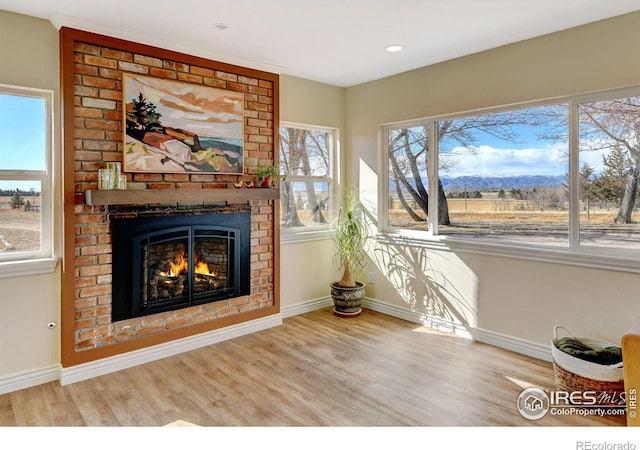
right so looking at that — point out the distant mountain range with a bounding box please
[440,175,565,190]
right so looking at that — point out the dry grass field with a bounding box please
[283,196,640,249]
[0,196,41,251]
[389,204,640,249]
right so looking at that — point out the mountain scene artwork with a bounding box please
[123,74,244,174]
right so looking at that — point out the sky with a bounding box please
[437,116,610,178]
[444,142,608,178]
[0,92,46,192]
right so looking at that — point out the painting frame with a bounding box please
[122,73,245,174]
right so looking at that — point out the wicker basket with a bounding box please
[551,325,625,405]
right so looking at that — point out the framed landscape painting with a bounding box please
[123,74,244,174]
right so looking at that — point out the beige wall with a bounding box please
[345,11,640,345]
[279,75,346,312]
[0,11,61,378]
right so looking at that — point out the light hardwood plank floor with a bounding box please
[0,308,627,427]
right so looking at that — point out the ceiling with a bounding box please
[2,0,640,87]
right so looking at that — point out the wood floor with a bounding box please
[0,308,627,427]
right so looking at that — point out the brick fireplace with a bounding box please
[60,28,280,367]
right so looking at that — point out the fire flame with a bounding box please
[159,251,216,277]
[160,251,187,277]
[195,260,213,275]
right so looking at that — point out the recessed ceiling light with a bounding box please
[385,44,404,53]
[213,23,229,30]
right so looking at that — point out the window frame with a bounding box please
[279,121,338,243]
[379,86,640,273]
[0,83,57,278]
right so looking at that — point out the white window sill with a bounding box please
[0,257,59,280]
[375,232,640,274]
[280,228,332,244]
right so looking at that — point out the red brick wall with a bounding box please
[67,33,278,353]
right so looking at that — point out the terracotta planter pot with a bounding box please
[260,175,272,187]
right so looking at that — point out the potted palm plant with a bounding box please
[330,187,370,317]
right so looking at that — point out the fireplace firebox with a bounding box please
[111,212,251,322]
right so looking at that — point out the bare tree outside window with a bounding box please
[578,97,640,224]
[279,125,334,230]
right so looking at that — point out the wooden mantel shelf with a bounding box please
[84,188,279,206]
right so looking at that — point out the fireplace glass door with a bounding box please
[111,213,250,322]
[134,225,239,317]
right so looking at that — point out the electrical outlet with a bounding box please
[368,272,375,284]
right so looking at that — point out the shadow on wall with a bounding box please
[371,239,479,334]
[356,156,478,334]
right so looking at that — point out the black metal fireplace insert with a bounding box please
[111,212,251,322]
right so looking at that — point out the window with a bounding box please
[388,125,430,230]
[577,95,640,250]
[0,84,54,272]
[437,105,570,247]
[382,87,640,268]
[279,123,336,238]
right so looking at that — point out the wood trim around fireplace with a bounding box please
[60,27,281,368]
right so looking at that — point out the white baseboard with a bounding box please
[281,296,332,318]
[0,365,60,395]
[471,327,552,362]
[364,296,551,361]
[363,297,473,339]
[1,298,553,394]
[363,297,423,323]
[59,313,282,386]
